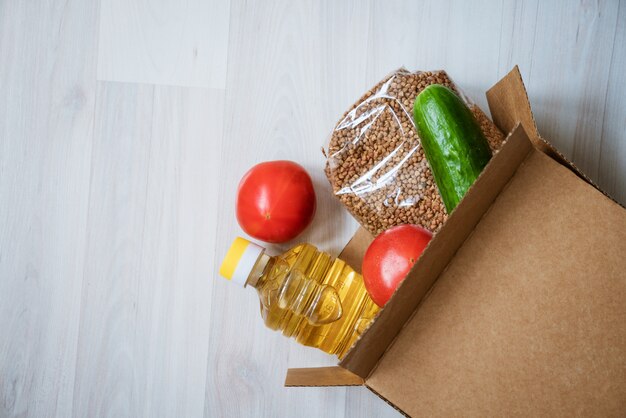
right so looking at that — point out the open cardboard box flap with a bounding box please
[285,67,626,416]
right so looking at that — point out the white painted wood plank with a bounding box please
[366,0,505,112]
[0,1,99,417]
[520,0,620,181]
[496,0,540,78]
[136,86,221,418]
[97,0,230,88]
[366,0,623,203]
[1,1,625,417]
[598,1,626,204]
[206,1,400,417]
[207,0,626,416]
[498,0,625,201]
[72,82,155,418]
[72,82,222,417]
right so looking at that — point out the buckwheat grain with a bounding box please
[325,69,506,236]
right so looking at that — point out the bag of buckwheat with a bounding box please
[324,68,506,236]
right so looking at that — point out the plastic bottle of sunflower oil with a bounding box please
[219,237,380,358]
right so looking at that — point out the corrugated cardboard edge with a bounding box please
[364,147,626,417]
[338,125,533,378]
[284,367,363,387]
[486,66,623,208]
[360,144,535,416]
[283,230,374,388]
[283,65,623,389]
[283,125,533,386]
[365,384,410,418]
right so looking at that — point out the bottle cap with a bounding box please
[219,237,264,286]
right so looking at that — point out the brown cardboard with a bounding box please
[487,66,620,207]
[284,367,363,387]
[337,227,373,274]
[339,126,534,378]
[366,147,626,416]
[285,67,626,416]
[486,66,541,144]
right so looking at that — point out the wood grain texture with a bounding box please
[205,1,388,416]
[366,0,504,111]
[598,0,626,204]
[523,0,619,184]
[0,1,100,416]
[0,0,625,417]
[72,82,155,418]
[97,0,230,88]
[72,83,223,418]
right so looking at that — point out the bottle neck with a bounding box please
[246,253,271,288]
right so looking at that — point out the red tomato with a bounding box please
[362,225,433,307]
[236,161,316,243]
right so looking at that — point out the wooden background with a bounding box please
[1,0,624,417]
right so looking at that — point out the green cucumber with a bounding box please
[413,84,492,212]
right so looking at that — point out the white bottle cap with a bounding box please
[219,237,265,287]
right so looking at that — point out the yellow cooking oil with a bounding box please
[219,237,380,358]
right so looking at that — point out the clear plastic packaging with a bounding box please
[324,69,505,236]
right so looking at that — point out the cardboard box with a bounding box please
[284,67,626,417]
